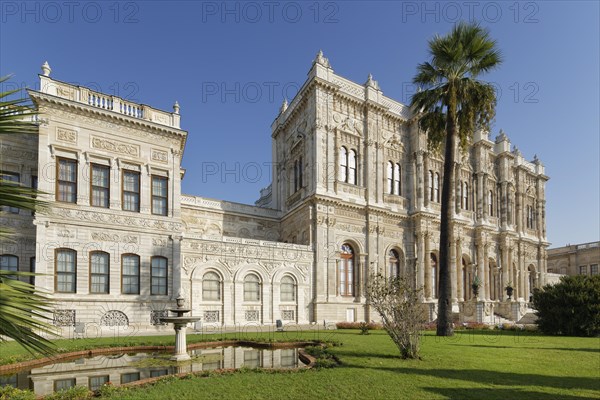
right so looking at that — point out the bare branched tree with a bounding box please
[367,274,425,359]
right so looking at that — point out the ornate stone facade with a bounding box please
[0,56,549,333]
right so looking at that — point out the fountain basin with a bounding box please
[159,317,200,325]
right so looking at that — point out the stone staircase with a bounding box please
[517,312,538,325]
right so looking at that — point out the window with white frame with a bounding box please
[202,272,221,301]
[57,158,77,203]
[122,170,140,212]
[280,275,296,302]
[90,164,110,208]
[89,251,109,294]
[55,249,76,293]
[389,249,400,277]
[122,254,140,294]
[339,146,357,185]
[151,175,168,216]
[433,172,440,202]
[244,273,261,301]
[387,162,401,195]
[151,256,168,295]
[339,244,355,296]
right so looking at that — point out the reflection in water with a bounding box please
[0,346,305,396]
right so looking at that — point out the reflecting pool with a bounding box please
[0,346,306,396]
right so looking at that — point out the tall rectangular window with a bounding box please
[30,257,36,285]
[579,265,587,275]
[151,256,168,295]
[57,158,77,203]
[122,170,140,212]
[1,172,20,213]
[151,176,168,216]
[90,252,109,294]
[91,164,110,208]
[591,264,598,276]
[56,249,76,293]
[122,255,140,294]
[31,175,38,216]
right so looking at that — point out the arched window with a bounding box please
[434,173,440,202]
[428,170,434,201]
[0,254,18,272]
[340,147,357,185]
[90,251,109,294]
[387,161,393,194]
[488,190,494,216]
[121,254,140,294]
[202,272,221,301]
[394,163,401,195]
[56,249,76,293]
[462,257,469,300]
[462,182,469,210]
[281,275,296,302]
[244,273,261,301]
[348,149,357,185]
[339,147,347,182]
[389,249,400,277]
[151,256,168,295]
[431,253,438,298]
[339,244,355,296]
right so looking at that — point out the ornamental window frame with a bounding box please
[151,175,168,216]
[90,163,110,208]
[89,251,109,294]
[244,273,261,302]
[56,157,77,203]
[55,248,77,293]
[121,254,140,294]
[338,243,355,296]
[202,271,221,301]
[122,169,140,212]
[150,256,168,295]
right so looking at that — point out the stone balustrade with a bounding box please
[39,74,180,129]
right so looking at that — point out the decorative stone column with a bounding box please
[424,234,431,300]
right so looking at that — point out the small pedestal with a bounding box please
[172,324,191,362]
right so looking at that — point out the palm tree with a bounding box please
[0,75,56,354]
[411,22,502,336]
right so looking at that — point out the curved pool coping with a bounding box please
[0,340,319,374]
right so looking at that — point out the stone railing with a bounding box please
[39,75,180,129]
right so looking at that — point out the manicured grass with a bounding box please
[2,329,599,399]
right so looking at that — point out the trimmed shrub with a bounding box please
[532,275,600,337]
[335,322,383,330]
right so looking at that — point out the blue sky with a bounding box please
[2,1,598,247]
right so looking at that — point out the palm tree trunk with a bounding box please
[437,95,457,337]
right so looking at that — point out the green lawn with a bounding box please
[2,329,599,399]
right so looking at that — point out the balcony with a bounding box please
[39,75,180,129]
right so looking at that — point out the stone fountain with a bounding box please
[160,294,200,361]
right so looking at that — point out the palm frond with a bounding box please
[0,271,57,355]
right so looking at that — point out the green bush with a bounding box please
[532,275,600,337]
[0,386,36,400]
[44,386,92,400]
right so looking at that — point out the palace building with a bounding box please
[1,54,549,334]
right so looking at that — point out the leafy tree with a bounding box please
[532,275,600,337]
[411,22,502,336]
[0,75,56,354]
[367,274,424,359]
